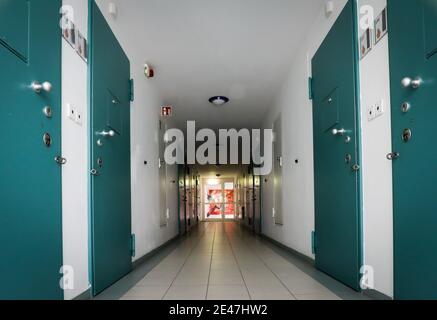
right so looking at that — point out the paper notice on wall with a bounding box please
[374,8,388,44]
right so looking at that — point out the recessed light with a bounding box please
[209,96,230,106]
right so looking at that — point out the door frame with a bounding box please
[312,0,364,290]
[201,177,237,221]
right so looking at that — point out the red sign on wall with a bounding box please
[161,106,173,117]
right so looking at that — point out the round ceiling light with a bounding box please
[209,96,230,106]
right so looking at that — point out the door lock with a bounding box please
[351,164,360,172]
[54,156,67,165]
[402,129,412,143]
[43,106,52,118]
[401,102,411,113]
[43,133,52,147]
[387,152,400,161]
[97,158,104,168]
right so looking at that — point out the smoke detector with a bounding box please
[209,96,230,106]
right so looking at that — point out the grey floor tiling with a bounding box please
[93,221,371,301]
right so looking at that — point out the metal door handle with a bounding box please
[401,77,422,89]
[332,128,346,136]
[31,81,52,93]
[97,130,115,137]
[90,169,100,176]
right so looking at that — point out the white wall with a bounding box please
[261,0,349,259]
[261,0,394,298]
[62,0,90,300]
[95,0,179,261]
[358,0,393,298]
[61,0,179,300]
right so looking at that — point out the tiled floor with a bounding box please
[105,222,371,301]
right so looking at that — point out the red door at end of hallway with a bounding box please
[90,1,132,296]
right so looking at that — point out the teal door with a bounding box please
[0,0,63,300]
[388,0,437,300]
[90,1,132,296]
[312,0,361,291]
[179,165,187,235]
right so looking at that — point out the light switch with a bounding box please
[75,109,83,126]
[368,100,385,121]
[66,103,76,120]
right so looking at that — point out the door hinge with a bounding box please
[129,79,134,102]
[130,234,136,258]
[308,77,314,100]
[311,231,317,255]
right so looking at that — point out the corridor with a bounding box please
[2,0,436,302]
[97,222,369,300]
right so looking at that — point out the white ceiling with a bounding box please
[115,0,324,130]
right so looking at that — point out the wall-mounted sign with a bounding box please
[76,31,88,62]
[62,17,76,48]
[360,28,372,60]
[62,14,88,64]
[374,7,388,44]
[161,106,173,118]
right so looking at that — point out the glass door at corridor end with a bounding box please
[204,178,236,221]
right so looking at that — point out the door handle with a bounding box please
[401,77,422,89]
[332,128,346,136]
[90,169,100,176]
[96,130,116,138]
[31,81,52,93]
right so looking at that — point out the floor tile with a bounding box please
[164,285,208,300]
[294,292,341,300]
[207,285,250,300]
[121,286,169,300]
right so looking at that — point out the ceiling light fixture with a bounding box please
[209,96,230,106]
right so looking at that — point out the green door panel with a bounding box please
[320,87,340,131]
[0,0,63,299]
[90,1,132,296]
[388,0,437,300]
[423,0,437,58]
[0,0,29,61]
[106,90,123,134]
[179,165,187,235]
[312,0,362,291]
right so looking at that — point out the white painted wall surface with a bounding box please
[95,0,179,261]
[261,0,349,259]
[261,0,394,298]
[358,0,393,298]
[62,0,90,300]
